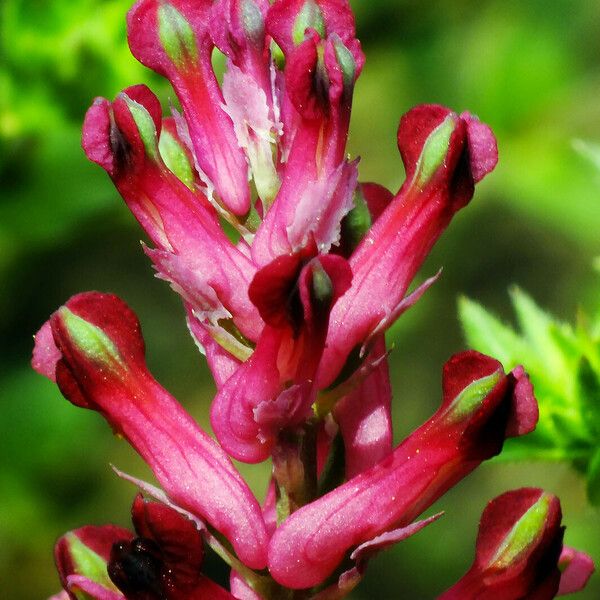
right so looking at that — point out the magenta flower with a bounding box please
[439,488,595,599]
[33,292,268,570]
[268,351,538,588]
[35,0,595,598]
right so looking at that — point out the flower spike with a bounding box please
[55,525,131,600]
[33,292,268,570]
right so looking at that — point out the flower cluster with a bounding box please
[34,0,594,598]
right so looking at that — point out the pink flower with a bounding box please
[33,292,268,570]
[439,488,595,599]
[268,351,538,588]
[211,246,352,462]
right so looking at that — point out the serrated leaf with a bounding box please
[586,448,600,506]
[509,286,575,379]
[458,296,530,369]
[577,357,600,438]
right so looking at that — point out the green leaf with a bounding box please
[586,448,600,506]
[577,357,600,438]
[509,286,575,379]
[458,296,529,369]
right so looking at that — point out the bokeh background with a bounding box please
[1,0,599,597]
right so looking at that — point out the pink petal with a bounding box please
[65,575,123,600]
[332,338,393,478]
[32,320,61,381]
[350,511,444,562]
[558,546,595,596]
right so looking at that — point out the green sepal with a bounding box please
[59,308,123,371]
[158,3,198,69]
[310,261,334,313]
[65,532,118,593]
[333,38,356,92]
[292,0,326,45]
[488,493,552,569]
[271,40,285,69]
[159,128,195,188]
[444,370,502,424]
[340,187,372,256]
[122,94,160,162]
[241,0,265,45]
[414,114,457,188]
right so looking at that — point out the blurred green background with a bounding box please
[1,0,599,597]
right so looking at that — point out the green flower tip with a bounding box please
[489,493,552,569]
[159,128,195,188]
[158,3,198,68]
[121,94,160,161]
[333,39,356,91]
[59,307,123,371]
[341,187,372,254]
[293,0,326,45]
[241,0,265,45]
[415,114,457,188]
[65,533,116,591]
[311,261,334,312]
[445,370,502,423]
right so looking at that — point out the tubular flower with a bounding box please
[268,351,538,588]
[36,0,595,598]
[33,292,268,570]
[438,488,595,600]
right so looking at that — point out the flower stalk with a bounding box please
[33,0,594,598]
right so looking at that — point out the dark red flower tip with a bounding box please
[437,351,538,462]
[127,0,213,76]
[439,488,567,600]
[249,244,351,333]
[131,495,204,589]
[108,537,165,600]
[36,292,146,410]
[82,85,163,179]
[397,104,498,211]
[210,0,270,60]
[266,0,356,57]
[55,525,133,596]
[249,249,309,330]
